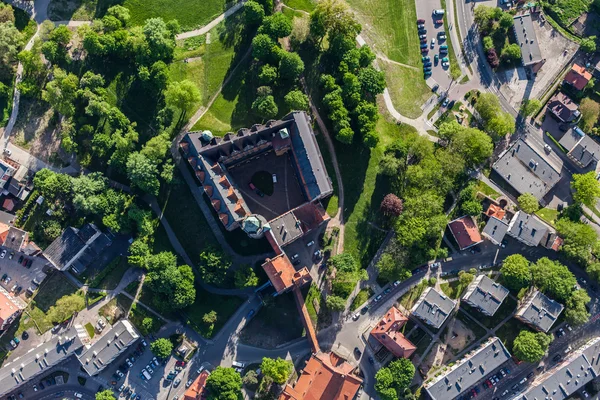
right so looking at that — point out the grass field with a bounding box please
[351,287,374,311]
[381,61,431,119]
[398,280,428,309]
[182,286,244,338]
[315,130,339,218]
[48,0,231,30]
[284,0,316,12]
[536,207,560,227]
[475,180,501,200]
[340,115,417,266]
[440,280,469,299]
[346,0,421,67]
[129,302,165,334]
[80,256,130,290]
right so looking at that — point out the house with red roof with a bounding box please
[370,306,416,358]
[564,64,592,91]
[448,216,483,251]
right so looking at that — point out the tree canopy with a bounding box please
[375,358,415,399]
[150,338,173,359]
[572,171,600,207]
[500,254,531,290]
[517,193,539,214]
[513,331,552,362]
[261,357,293,384]
[206,367,243,400]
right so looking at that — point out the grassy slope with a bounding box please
[381,62,432,119]
[284,0,316,12]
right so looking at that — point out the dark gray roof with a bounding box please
[568,134,600,167]
[515,337,600,400]
[0,325,86,397]
[548,93,580,123]
[43,223,104,270]
[492,139,561,201]
[482,217,509,246]
[3,226,26,252]
[513,14,542,66]
[411,287,456,329]
[78,320,139,376]
[507,211,549,247]
[426,337,511,400]
[269,211,303,248]
[515,290,564,333]
[463,276,509,316]
[559,127,585,152]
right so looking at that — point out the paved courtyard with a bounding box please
[0,247,48,301]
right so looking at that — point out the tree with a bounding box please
[513,331,552,362]
[581,36,597,53]
[461,200,483,216]
[565,289,590,325]
[309,0,361,47]
[259,13,292,38]
[203,310,218,325]
[252,94,278,119]
[141,317,155,335]
[572,171,600,207]
[143,17,176,62]
[252,34,277,62]
[261,357,293,384]
[326,295,346,311]
[557,219,598,267]
[439,121,493,168]
[474,5,495,27]
[380,193,403,217]
[518,193,539,214]
[0,4,14,23]
[244,1,265,26]
[243,370,259,387]
[377,253,411,283]
[234,267,259,288]
[500,254,531,290]
[106,5,131,26]
[126,153,160,195]
[42,68,79,117]
[284,89,309,111]
[147,262,196,310]
[47,293,85,323]
[279,51,304,80]
[459,271,475,287]
[580,98,600,132]
[206,367,243,400]
[199,248,232,285]
[486,48,499,68]
[482,36,494,52]
[150,338,173,359]
[96,390,117,400]
[141,132,171,165]
[358,66,386,98]
[375,358,415,399]
[165,80,201,119]
[499,12,514,29]
[521,99,541,117]
[530,258,577,302]
[128,240,150,268]
[258,65,278,85]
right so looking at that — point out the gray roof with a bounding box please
[515,337,600,400]
[515,290,564,333]
[568,134,600,167]
[462,276,509,316]
[3,226,27,252]
[482,217,509,246]
[513,14,543,66]
[43,223,106,270]
[492,139,561,201]
[426,337,511,400]
[78,320,139,375]
[270,211,303,248]
[0,325,86,397]
[559,127,585,152]
[507,211,548,247]
[411,287,456,329]
[548,93,580,123]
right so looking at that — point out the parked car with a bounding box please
[247,309,255,319]
[438,32,446,40]
[272,174,277,183]
[291,253,300,260]
[352,313,360,321]
[434,19,444,24]
[17,255,23,264]
[374,294,383,302]
[26,259,32,268]
[393,280,401,287]
[424,66,432,72]
[248,182,256,190]
[419,34,427,39]
[0,250,6,259]
[442,62,449,68]
[417,24,425,29]
[186,379,194,388]
[431,38,436,48]
[174,378,182,387]
[422,56,430,62]
[433,9,445,15]
[417,18,425,24]
[420,43,428,49]
[424,61,432,67]
[306,240,315,247]
[553,354,562,362]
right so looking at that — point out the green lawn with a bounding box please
[475,180,501,200]
[340,117,415,267]
[346,0,421,67]
[48,0,231,30]
[407,326,433,357]
[398,280,428,310]
[181,285,244,338]
[536,207,560,227]
[381,61,432,119]
[85,322,95,338]
[129,302,165,335]
[304,284,332,329]
[80,256,130,290]
[440,279,470,299]
[315,131,339,218]
[284,0,316,12]
[351,287,374,311]
[496,318,530,350]
[439,0,461,79]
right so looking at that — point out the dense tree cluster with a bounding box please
[144,251,196,312]
[513,331,552,362]
[327,252,366,299]
[206,367,243,400]
[375,358,416,400]
[474,6,521,67]
[260,357,293,384]
[474,93,515,141]
[150,338,173,359]
[0,4,23,81]
[199,247,232,286]
[517,193,540,214]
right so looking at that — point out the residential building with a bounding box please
[548,92,580,123]
[513,336,600,400]
[462,276,509,317]
[279,352,362,400]
[482,216,510,246]
[425,337,511,400]
[0,159,17,191]
[559,126,586,152]
[411,287,456,329]
[563,63,592,91]
[261,254,311,295]
[448,216,483,251]
[0,286,25,331]
[184,370,210,400]
[567,134,600,169]
[78,320,139,375]
[484,203,506,220]
[507,211,548,247]
[0,222,30,252]
[370,306,416,358]
[0,325,87,398]
[515,289,564,333]
[43,223,112,273]
[492,139,561,204]
[512,14,543,68]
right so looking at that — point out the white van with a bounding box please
[232,361,246,369]
[142,369,152,380]
[433,9,445,15]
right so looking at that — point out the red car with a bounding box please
[417,18,425,24]
[434,19,444,24]
[421,48,429,53]
[420,38,427,43]
[248,182,256,190]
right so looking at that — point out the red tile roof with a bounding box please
[280,352,362,400]
[448,216,483,250]
[262,254,297,294]
[203,185,213,197]
[485,204,506,220]
[564,64,592,91]
[370,306,416,358]
[183,370,209,400]
[211,199,221,211]
[2,198,14,211]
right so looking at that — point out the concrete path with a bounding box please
[176,1,245,40]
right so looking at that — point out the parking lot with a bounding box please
[282,226,324,280]
[415,0,453,91]
[0,246,47,301]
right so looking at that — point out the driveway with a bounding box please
[0,248,47,301]
[415,0,453,91]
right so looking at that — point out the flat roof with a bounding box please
[513,14,542,66]
[411,287,456,329]
[78,320,139,375]
[559,127,585,152]
[0,325,86,397]
[426,337,511,400]
[463,275,509,316]
[269,211,303,248]
[492,139,561,201]
[515,290,564,333]
[517,337,600,400]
